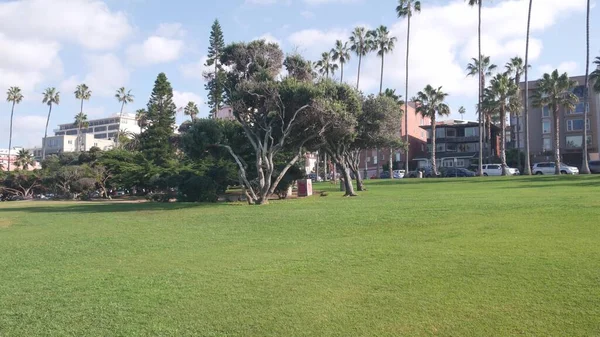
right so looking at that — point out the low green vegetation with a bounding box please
[1,176,599,336]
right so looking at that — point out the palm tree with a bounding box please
[467,0,484,175]
[505,56,526,171]
[6,87,24,172]
[74,84,91,152]
[382,88,404,179]
[467,55,496,164]
[523,0,533,175]
[369,25,397,94]
[415,85,451,176]
[42,87,60,160]
[184,101,199,121]
[591,57,600,93]
[74,112,89,151]
[397,0,421,174]
[458,106,466,120]
[349,27,372,89]
[489,73,518,175]
[15,149,35,170]
[581,0,591,174]
[315,51,338,80]
[532,70,579,175]
[331,40,351,83]
[135,109,149,130]
[115,87,134,149]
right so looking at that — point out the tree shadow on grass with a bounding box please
[0,201,220,214]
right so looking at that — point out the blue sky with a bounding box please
[1,0,599,148]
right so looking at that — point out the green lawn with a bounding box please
[1,176,599,336]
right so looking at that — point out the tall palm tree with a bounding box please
[489,73,518,175]
[459,106,466,120]
[115,87,134,149]
[532,70,579,175]
[74,84,91,152]
[349,27,372,89]
[74,112,89,152]
[135,109,149,130]
[397,0,421,174]
[315,51,338,80]
[467,55,496,163]
[42,87,60,160]
[581,0,591,174]
[467,0,484,175]
[415,85,451,176]
[591,57,600,93]
[15,149,35,170]
[505,56,526,171]
[6,87,24,172]
[331,40,351,83]
[369,25,397,94]
[523,0,533,175]
[184,101,199,121]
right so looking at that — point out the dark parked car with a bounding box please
[408,167,439,178]
[441,167,476,178]
[589,160,600,174]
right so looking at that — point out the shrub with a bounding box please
[178,176,219,203]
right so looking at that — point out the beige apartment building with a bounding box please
[511,75,600,166]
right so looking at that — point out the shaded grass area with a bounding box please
[1,176,599,336]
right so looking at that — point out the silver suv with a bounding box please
[532,162,579,175]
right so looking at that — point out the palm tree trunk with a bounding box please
[581,0,591,174]
[116,101,125,149]
[554,109,561,175]
[388,148,393,179]
[42,104,52,160]
[500,106,508,175]
[431,117,437,176]
[515,74,522,172]
[523,0,533,175]
[78,99,84,152]
[356,54,362,89]
[379,54,385,94]
[8,102,15,172]
[404,13,412,174]
[340,63,344,83]
[477,0,483,176]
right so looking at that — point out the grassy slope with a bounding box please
[0,176,599,336]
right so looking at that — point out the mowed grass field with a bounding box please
[1,176,599,337]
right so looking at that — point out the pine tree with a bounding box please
[139,73,176,167]
[204,19,226,118]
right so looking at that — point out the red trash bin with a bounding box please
[297,179,313,197]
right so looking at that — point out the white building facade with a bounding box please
[54,114,141,140]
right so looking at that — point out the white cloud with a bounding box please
[0,0,133,50]
[255,33,282,46]
[155,22,186,38]
[538,61,579,76]
[60,53,130,97]
[0,115,48,148]
[173,91,203,111]
[126,36,184,66]
[287,0,586,107]
[180,56,211,80]
[303,0,362,4]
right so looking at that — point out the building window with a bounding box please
[542,121,551,134]
[95,126,107,132]
[108,125,120,131]
[395,153,401,161]
[446,128,457,138]
[66,130,77,135]
[68,140,72,145]
[566,135,583,148]
[465,127,478,137]
[446,143,457,152]
[95,133,107,139]
[542,106,550,118]
[567,119,588,131]
[543,138,552,151]
[569,102,585,114]
[436,143,446,152]
[435,128,445,138]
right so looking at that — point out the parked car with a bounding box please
[308,173,323,182]
[408,167,440,178]
[589,160,600,174]
[379,170,405,179]
[441,167,476,178]
[532,162,579,175]
[481,164,520,176]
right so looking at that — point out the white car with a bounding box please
[532,162,579,175]
[481,164,520,176]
